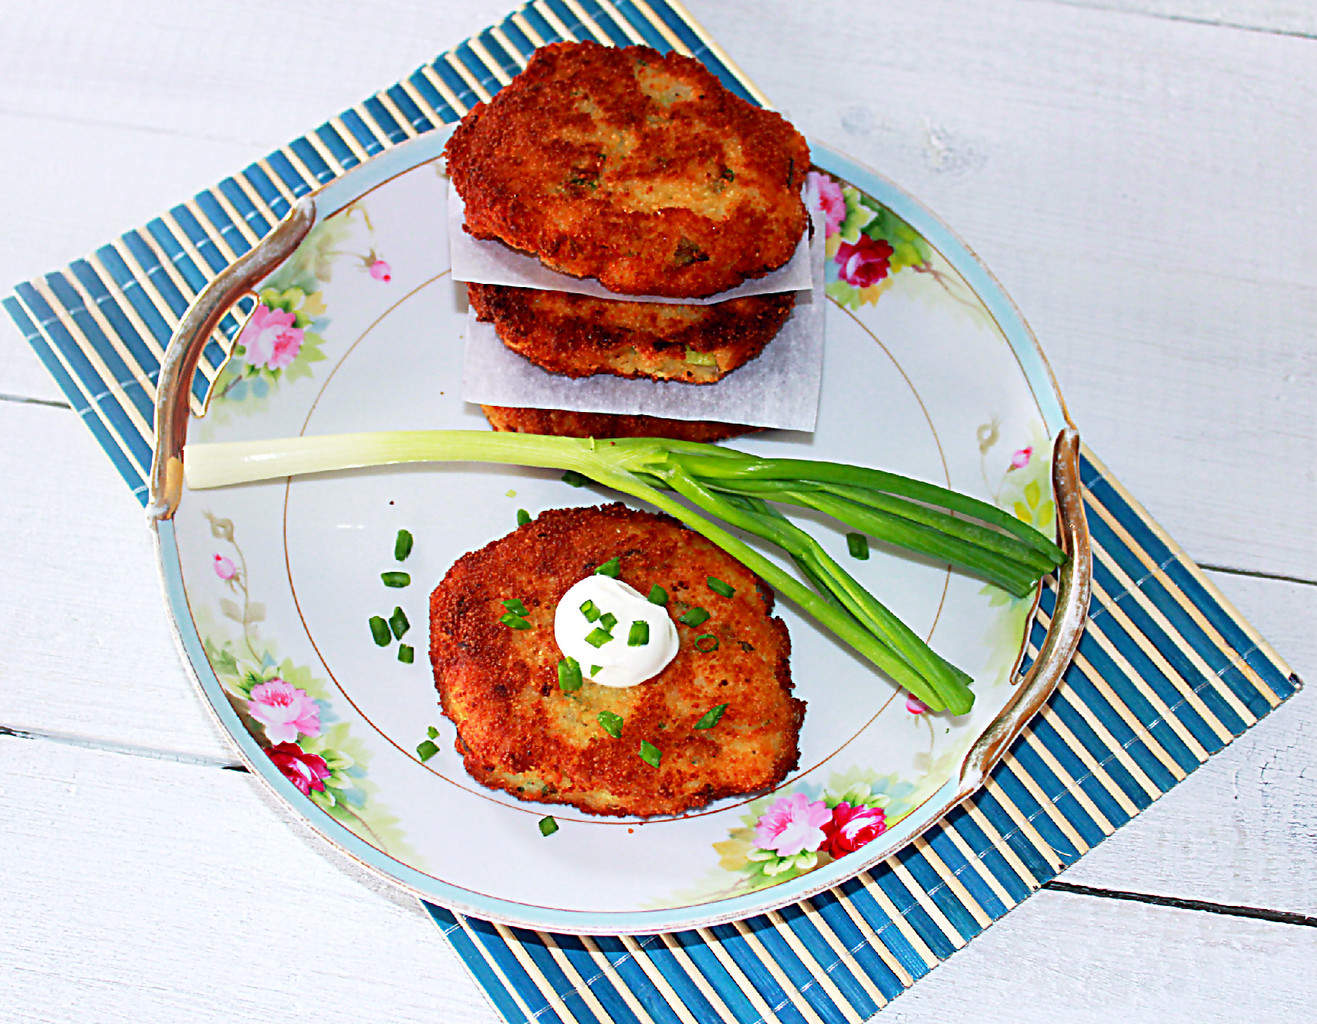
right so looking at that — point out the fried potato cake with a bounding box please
[480,405,758,444]
[468,283,793,384]
[429,503,804,817]
[445,41,811,298]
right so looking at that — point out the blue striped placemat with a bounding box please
[4,2,1299,1022]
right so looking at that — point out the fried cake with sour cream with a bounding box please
[428,503,804,817]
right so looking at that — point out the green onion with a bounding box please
[590,664,602,677]
[597,711,623,738]
[539,816,559,837]
[595,556,621,578]
[562,470,588,487]
[847,532,870,560]
[502,597,528,616]
[694,703,728,729]
[557,656,582,692]
[500,612,531,630]
[599,612,618,632]
[427,726,439,739]
[389,606,410,639]
[381,571,410,588]
[648,584,668,606]
[639,740,662,768]
[394,529,413,561]
[679,607,710,628]
[685,348,717,367]
[707,576,735,598]
[693,633,719,653]
[517,508,531,526]
[580,599,600,622]
[416,739,438,762]
[398,644,415,663]
[585,627,613,648]
[628,621,650,646]
[368,615,390,646]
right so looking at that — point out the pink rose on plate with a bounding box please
[212,554,236,580]
[822,802,887,858]
[754,792,832,857]
[267,742,331,796]
[807,171,845,236]
[248,678,321,744]
[368,258,392,282]
[835,234,894,288]
[240,303,304,371]
[1009,446,1033,470]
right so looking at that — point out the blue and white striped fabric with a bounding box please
[4,3,1299,1022]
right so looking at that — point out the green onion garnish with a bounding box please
[427,726,439,739]
[381,571,410,588]
[628,621,650,646]
[684,348,717,367]
[500,612,531,630]
[707,576,735,598]
[595,556,621,578]
[694,703,728,729]
[648,584,668,606]
[389,606,409,639]
[597,711,623,738]
[580,599,600,622]
[416,739,438,762]
[398,644,415,663]
[538,816,559,836]
[639,740,662,768]
[848,532,870,560]
[590,664,602,677]
[678,607,710,627]
[394,529,413,561]
[562,470,587,487]
[368,615,390,646]
[585,627,613,648]
[557,656,582,692]
[517,508,531,526]
[502,597,528,616]
[693,633,719,653]
[599,611,618,632]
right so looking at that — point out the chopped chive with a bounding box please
[678,607,710,627]
[562,470,588,487]
[416,739,439,762]
[502,597,528,616]
[557,656,583,692]
[585,627,613,648]
[368,615,391,646]
[693,633,720,653]
[427,726,439,739]
[684,347,717,367]
[847,532,870,560]
[590,664,603,677]
[694,703,729,729]
[381,571,410,588]
[639,740,662,768]
[389,606,410,639]
[627,621,650,646]
[648,584,668,606]
[707,576,735,598]
[597,711,623,738]
[594,556,621,578]
[517,508,531,526]
[538,816,559,837]
[398,644,415,663]
[598,612,618,632]
[580,599,600,622]
[394,529,413,561]
[500,612,531,630]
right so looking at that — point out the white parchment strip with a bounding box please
[460,195,826,432]
[447,182,814,304]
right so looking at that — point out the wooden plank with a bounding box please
[1046,0,1317,37]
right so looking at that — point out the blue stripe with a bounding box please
[863,863,957,961]
[664,928,762,1023]
[167,203,230,272]
[520,4,561,45]
[1006,730,1105,851]
[740,914,849,1024]
[466,919,569,1024]
[263,149,314,196]
[67,260,161,377]
[889,844,979,945]
[1049,689,1154,814]
[613,1,672,50]
[94,245,173,347]
[496,17,538,60]
[804,891,905,1002]
[453,40,505,97]
[922,824,1010,920]
[1028,712,1132,832]
[958,783,1052,886]
[707,921,809,1024]
[477,27,526,77]
[336,110,382,157]
[940,806,1032,905]
[424,907,529,1024]
[987,758,1081,868]
[316,123,361,169]
[589,934,691,1024]
[550,934,645,1024]
[362,96,407,145]
[579,0,637,46]
[384,83,437,134]
[408,68,462,122]
[544,0,598,42]
[289,137,335,183]
[217,177,274,238]
[433,53,483,110]
[243,159,297,214]
[775,902,881,1020]
[194,191,253,258]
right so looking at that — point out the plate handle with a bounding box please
[147,197,317,522]
[957,425,1092,791]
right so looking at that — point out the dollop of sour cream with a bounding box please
[554,576,679,688]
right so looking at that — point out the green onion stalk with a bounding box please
[184,431,1066,716]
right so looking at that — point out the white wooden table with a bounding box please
[2,1,1313,1020]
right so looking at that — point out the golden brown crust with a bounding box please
[445,41,811,298]
[428,504,804,817]
[480,405,759,443]
[468,283,793,384]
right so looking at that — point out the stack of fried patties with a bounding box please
[444,41,810,442]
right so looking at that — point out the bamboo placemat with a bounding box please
[4,2,1299,1021]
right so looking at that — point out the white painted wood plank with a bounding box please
[1050,0,1317,37]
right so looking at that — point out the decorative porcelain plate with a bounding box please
[149,129,1088,934]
